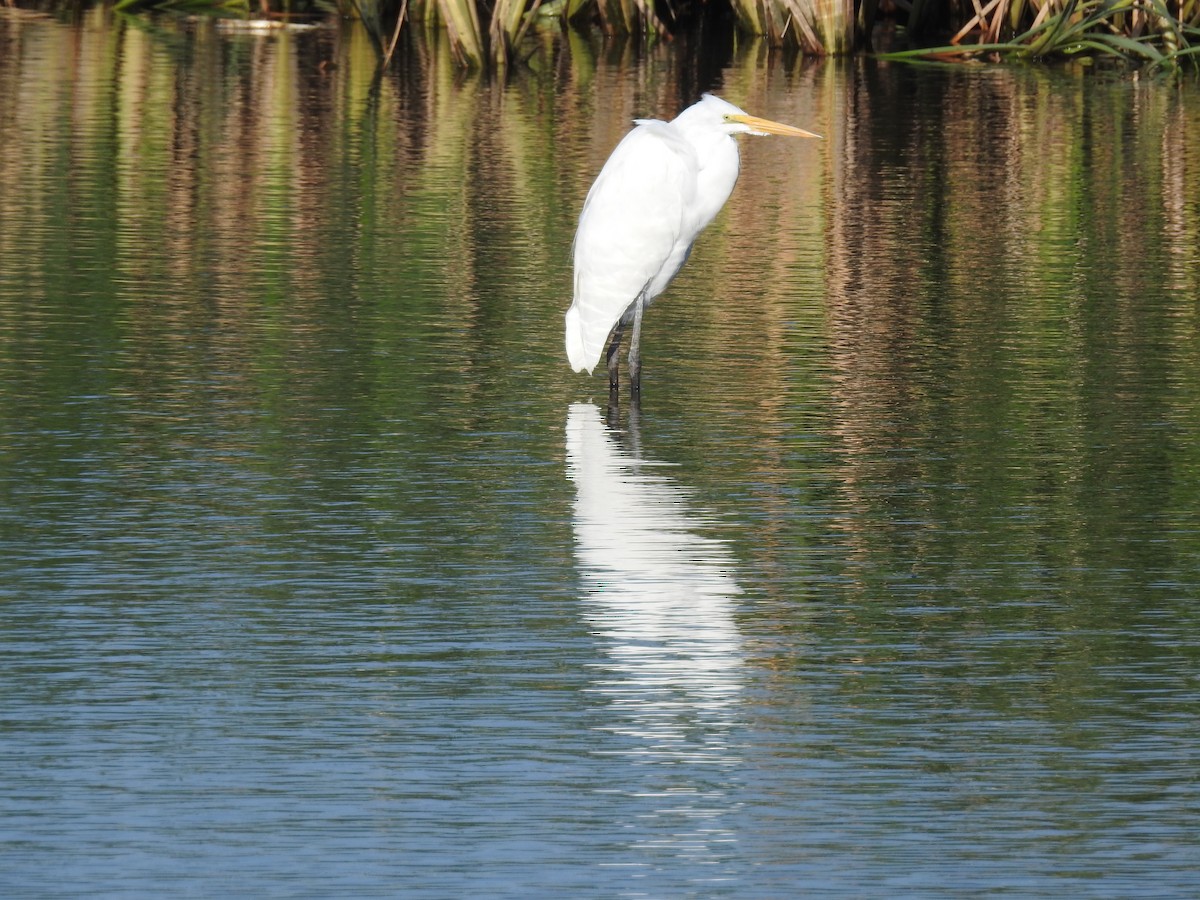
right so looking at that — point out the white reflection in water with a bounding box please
[565,403,745,767]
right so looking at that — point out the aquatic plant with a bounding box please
[38,0,1200,68]
[880,0,1200,72]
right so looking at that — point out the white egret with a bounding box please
[564,93,820,395]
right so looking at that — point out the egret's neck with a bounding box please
[680,127,741,232]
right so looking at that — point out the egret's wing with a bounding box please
[565,123,697,374]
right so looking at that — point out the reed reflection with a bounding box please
[565,403,744,765]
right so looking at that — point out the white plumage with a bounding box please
[564,93,819,393]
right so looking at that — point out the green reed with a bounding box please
[879,0,1200,71]
[84,0,1200,68]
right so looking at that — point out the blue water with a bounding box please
[2,13,1199,896]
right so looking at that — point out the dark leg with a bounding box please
[628,296,645,398]
[627,398,641,453]
[605,388,620,426]
[606,322,624,392]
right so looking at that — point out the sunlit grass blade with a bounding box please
[489,0,531,61]
[437,0,486,65]
[1082,32,1166,59]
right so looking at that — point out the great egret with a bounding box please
[564,93,820,395]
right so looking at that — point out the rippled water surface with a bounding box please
[3,10,1200,896]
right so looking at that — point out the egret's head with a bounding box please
[679,93,821,140]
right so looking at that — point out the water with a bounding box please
[3,9,1200,896]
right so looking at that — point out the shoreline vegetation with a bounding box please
[12,0,1199,70]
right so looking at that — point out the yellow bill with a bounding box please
[726,114,822,139]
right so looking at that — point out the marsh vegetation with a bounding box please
[11,0,1198,69]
